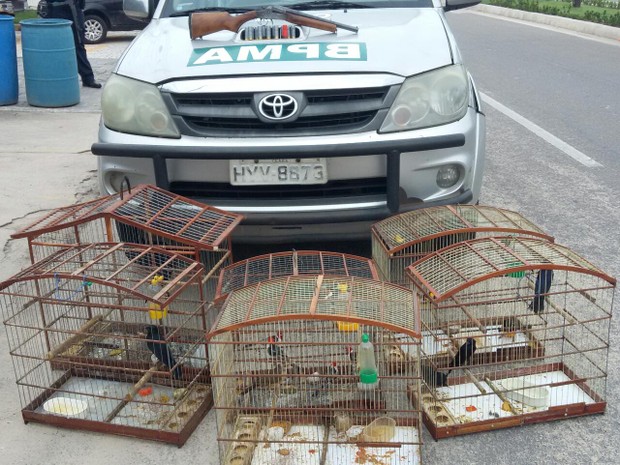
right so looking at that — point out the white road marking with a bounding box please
[481,92,602,167]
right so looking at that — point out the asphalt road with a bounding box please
[448,10,620,180]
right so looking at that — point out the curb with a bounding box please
[472,4,620,41]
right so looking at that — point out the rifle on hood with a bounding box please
[189,5,358,39]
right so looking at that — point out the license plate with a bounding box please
[230,158,328,186]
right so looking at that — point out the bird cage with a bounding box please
[11,184,243,300]
[371,205,553,285]
[0,243,212,445]
[207,275,423,465]
[215,249,379,299]
[405,237,615,439]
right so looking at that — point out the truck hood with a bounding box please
[116,9,454,84]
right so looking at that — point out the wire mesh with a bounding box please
[405,237,615,439]
[11,184,243,301]
[371,205,553,285]
[0,243,212,445]
[216,250,379,299]
[208,275,423,465]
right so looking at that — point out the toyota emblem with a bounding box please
[258,94,299,121]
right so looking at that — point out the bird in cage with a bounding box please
[145,325,183,379]
[286,361,303,377]
[528,269,554,313]
[267,335,286,359]
[308,370,322,397]
[449,337,477,370]
[502,318,518,339]
[328,363,340,395]
[347,346,358,368]
[330,361,339,375]
[423,337,477,388]
[422,364,449,388]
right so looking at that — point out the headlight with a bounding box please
[380,65,469,133]
[101,74,180,138]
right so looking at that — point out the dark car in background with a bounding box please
[83,0,148,44]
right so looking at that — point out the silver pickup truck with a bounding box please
[92,0,486,243]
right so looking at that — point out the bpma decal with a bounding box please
[188,42,367,66]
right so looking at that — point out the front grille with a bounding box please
[175,95,253,107]
[170,177,387,201]
[164,85,397,137]
[184,110,377,132]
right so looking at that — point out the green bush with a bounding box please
[486,0,620,27]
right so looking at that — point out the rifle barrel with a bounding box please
[270,5,359,33]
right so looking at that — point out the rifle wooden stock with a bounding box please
[190,11,258,39]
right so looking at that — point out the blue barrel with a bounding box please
[0,15,18,106]
[20,18,79,107]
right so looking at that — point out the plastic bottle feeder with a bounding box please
[43,397,88,418]
[361,416,396,442]
[358,333,379,390]
[502,378,550,408]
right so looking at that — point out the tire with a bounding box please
[83,14,108,44]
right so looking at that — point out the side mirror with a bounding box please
[124,0,154,20]
[444,0,481,12]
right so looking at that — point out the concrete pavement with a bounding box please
[0,32,134,281]
[0,9,619,465]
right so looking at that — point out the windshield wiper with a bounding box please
[284,1,374,10]
[170,7,251,18]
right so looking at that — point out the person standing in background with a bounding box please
[39,0,102,88]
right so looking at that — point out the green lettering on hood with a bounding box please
[188,42,367,66]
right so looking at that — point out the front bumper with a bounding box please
[92,133,465,204]
[228,188,473,243]
[93,134,473,242]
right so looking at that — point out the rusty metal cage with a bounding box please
[371,205,554,285]
[11,184,243,300]
[207,275,423,465]
[405,237,615,439]
[215,250,380,299]
[0,243,213,445]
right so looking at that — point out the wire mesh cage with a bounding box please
[215,250,380,299]
[371,205,553,285]
[207,275,423,465]
[11,184,243,300]
[0,243,213,445]
[405,237,616,439]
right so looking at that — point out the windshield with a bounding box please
[161,0,434,18]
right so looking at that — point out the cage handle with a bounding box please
[119,176,132,200]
